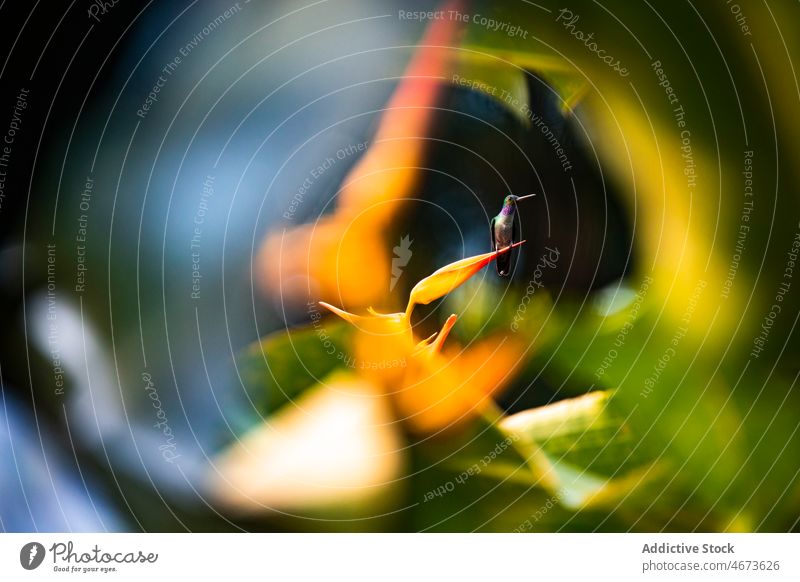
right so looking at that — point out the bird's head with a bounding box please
[504,193,536,207]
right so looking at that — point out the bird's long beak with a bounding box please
[516,193,536,201]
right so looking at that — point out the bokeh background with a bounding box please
[0,0,798,532]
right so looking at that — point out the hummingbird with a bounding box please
[490,194,536,276]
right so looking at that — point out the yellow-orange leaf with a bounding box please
[406,241,525,316]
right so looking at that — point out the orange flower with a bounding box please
[210,242,528,515]
[321,242,526,434]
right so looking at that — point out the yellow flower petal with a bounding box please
[412,314,458,359]
[395,334,527,434]
[406,241,525,317]
[319,302,407,334]
[431,314,458,354]
[414,332,439,351]
[318,301,366,325]
[319,301,413,387]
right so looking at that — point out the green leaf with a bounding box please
[406,409,634,531]
[458,2,588,114]
[500,390,646,477]
[496,391,663,512]
[237,321,353,417]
